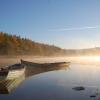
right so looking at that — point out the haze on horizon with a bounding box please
[0,0,100,49]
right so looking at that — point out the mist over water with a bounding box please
[1,56,100,67]
[1,56,100,100]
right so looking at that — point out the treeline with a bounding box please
[1,32,100,56]
[0,32,65,56]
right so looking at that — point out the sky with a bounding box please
[0,0,100,49]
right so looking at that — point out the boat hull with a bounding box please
[21,59,70,67]
[0,71,8,76]
[6,67,25,80]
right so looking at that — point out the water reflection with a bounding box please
[25,61,70,77]
[0,62,70,94]
[0,74,25,94]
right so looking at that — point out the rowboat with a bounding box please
[0,59,70,94]
[21,59,70,67]
[0,63,26,80]
[20,59,70,77]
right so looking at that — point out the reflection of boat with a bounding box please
[21,59,70,77]
[0,74,25,94]
[0,63,26,80]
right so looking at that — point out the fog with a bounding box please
[1,56,100,68]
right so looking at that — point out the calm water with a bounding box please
[1,61,100,100]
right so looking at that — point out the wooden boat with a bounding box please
[0,63,26,80]
[21,59,70,77]
[0,60,70,94]
[0,68,8,76]
[21,59,70,67]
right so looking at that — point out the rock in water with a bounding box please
[72,86,85,91]
[90,95,96,98]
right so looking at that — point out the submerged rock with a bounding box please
[90,95,96,98]
[72,86,85,91]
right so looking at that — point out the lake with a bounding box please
[0,57,100,100]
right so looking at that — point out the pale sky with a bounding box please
[0,0,100,49]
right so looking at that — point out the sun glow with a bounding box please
[76,56,100,61]
[64,56,100,65]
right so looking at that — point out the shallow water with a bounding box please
[0,61,100,100]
